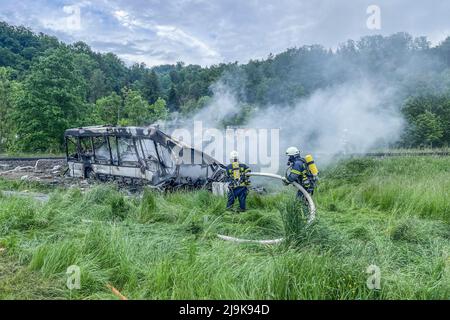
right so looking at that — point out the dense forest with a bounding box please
[1,21,450,152]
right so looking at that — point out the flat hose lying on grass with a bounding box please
[217,172,316,244]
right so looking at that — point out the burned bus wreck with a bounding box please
[64,126,226,190]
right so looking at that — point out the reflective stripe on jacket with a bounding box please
[226,161,251,188]
[287,157,311,187]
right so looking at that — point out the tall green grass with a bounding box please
[318,157,450,222]
[0,156,449,299]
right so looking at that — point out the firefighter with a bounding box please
[226,151,251,212]
[283,146,318,198]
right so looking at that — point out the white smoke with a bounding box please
[187,79,403,168]
[166,75,405,171]
[192,82,241,127]
[247,79,405,166]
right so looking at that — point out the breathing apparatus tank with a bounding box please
[305,154,319,176]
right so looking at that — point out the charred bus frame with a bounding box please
[64,126,226,189]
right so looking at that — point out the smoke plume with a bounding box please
[175,78,405,170]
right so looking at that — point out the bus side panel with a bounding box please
[68,161,84,178]
[92,164,154,181]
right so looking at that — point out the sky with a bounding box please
[0,0,449,67]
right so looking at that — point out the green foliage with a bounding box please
[88,69,108,103]
[402,95,450,147]
[220,103,254,127]
[412,111,444,146]
[179,96,212,116]
[93,92,122,126]
[167,85,179,111]
[143,70,161,103]
[150,97,168,123]
[12,48,87,152]
[0,67,17,151]
[0,21,60,73]
[122,88,151,126]
[2,21,450,150]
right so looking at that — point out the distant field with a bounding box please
[0,156,449,299]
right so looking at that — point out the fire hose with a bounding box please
[217,172,316,244]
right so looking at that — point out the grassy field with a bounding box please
[0,156,449,299]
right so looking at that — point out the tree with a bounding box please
[5,19,450,150]
[88,69,108,103]
[402,94,450,147]
[141,70,161,104]
[180,99,197,116]
[93,92,122,126]
[71,41,93,55]
[411,111,444,147]
[128,62,146,84]
[167,85,179,111]
[180,95,211,115]
[435,37,450,67]
[12,48,87,151]
[0,67,16,151]
[122,88,151,126]
[188,81,204,99]
[0,22,60,74]
[149,98,168,123]
[99,52,128,93]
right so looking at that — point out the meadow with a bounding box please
[0,156,449,299]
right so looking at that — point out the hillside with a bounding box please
[1,21,450,153]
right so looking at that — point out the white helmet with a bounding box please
[230,150,239,161]
[286,146,300,156]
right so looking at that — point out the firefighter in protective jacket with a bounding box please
[284,146,318,198]
[226,151,251,212]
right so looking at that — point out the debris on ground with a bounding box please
[107,284,128,300]
[0,158,66,185]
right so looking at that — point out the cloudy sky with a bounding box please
[0,0,449,66]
